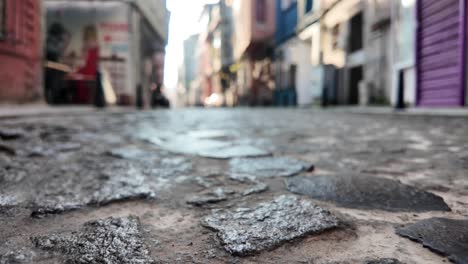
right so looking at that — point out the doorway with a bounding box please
[349,66,363,105]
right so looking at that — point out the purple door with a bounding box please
[416,0,467,106]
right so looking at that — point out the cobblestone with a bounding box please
[0,108,467,263]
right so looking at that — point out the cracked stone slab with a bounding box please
[32,216,155,263]
[202,195,338,255]
[229,157,313,181]
[286,175,450,212]
[396,218,468,264]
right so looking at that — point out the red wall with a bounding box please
[0,0,42,102]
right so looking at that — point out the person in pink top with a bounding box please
[75,25,99,103]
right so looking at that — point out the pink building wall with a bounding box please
[233,0,275,60]
[0,0,42,103]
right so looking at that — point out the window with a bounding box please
[395,0,415,63]
[305,0,313,13]
[0,0,5,39]
[349,12,363,52]
[281,0,296,10]
[289,64,297,89]
[256,0,266,24]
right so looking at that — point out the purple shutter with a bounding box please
[416,0,466,106]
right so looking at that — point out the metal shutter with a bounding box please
[416,0,467,106]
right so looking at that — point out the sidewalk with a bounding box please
[0,104,136,119]
[326,106,468,117]
[2,104,468,119]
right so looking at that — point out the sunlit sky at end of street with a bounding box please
[164,0,219,91]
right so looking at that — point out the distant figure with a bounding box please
[46,22,70,62]
[45,22,71,104]
[150,83,170,108]
[76,25,100,104]
[150,51,170,108]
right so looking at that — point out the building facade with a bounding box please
[390,0,416,106]
[44,0,169,106]
[0,0,42,103]
[274,0,301,106]
[183,34,199,94]
[232,0,276,106]
[296,0,323,106]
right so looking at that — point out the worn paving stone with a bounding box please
[0,247,36,264]
[364,259,406,264]
[396,218,468,264]
[0,128,25,140]
[32,216,155,264]
[106,146,152,160]
[139,130,271,159]
[286,175,450,212]
[229,157,312,181]
[0,153,192,217]
[186,188,230,206]
[30,161,157,217]
[197,145,271,159]
[241,182,268,196]
[202,195,338,256]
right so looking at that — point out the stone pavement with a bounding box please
[0,108,467,263]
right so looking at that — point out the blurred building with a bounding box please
[196,1,235,107]
[296,0,323,106]
[183,35,199,95]
[321,0,363,105]
[274,0,299,106]
[0,0,42,103]
[232,0,276,106]
[198,4,216,105]
[274,0,322,107]
[43,0,169,106]
[390,0,416,106]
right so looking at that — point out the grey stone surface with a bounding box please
[0,128,24,140]
[106,146,151,160]
[396,218,468,264]
[1,108,468,263]
[0,248,36,264]
[229,157,312,181]
[364,259,405,264]
[138,129,270,159]
[32,216,155,264]
[286,175,450,212]
[197,145,270,159]
[0,152,191,217]
[202,195,338,255]
[241,182,268,196]
[187,188,229,206]
[30,160,157,217]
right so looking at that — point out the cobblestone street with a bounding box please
[0,108,467,264]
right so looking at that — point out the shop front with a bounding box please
[416,0,467,107]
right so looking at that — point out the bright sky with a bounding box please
[164,0,219,91]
